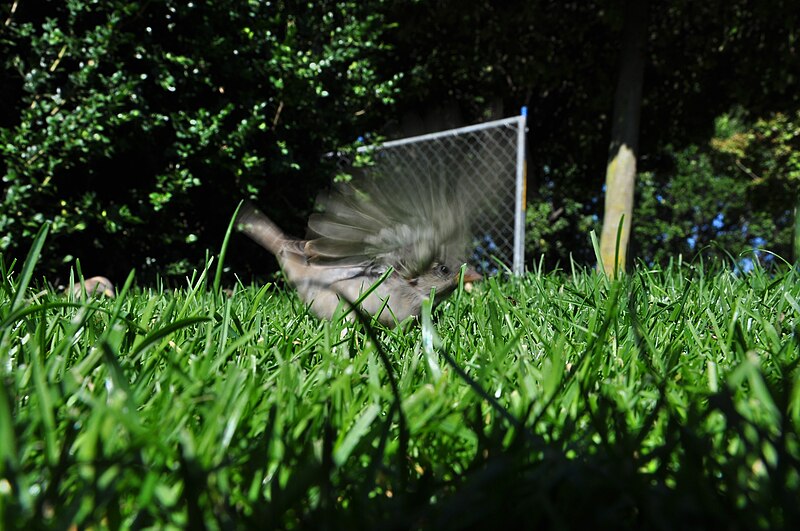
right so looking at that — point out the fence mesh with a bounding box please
[335,114,526,275]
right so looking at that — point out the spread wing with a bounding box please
[305,167,474,278]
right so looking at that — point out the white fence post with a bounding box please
[513,107,527,276]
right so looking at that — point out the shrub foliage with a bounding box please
[0,0,398,280]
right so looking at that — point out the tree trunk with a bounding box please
[599,0,648,275]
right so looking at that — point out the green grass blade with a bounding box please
[8,222,49,314]
[214,201,243,293]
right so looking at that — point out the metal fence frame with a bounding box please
[355,109,528,275]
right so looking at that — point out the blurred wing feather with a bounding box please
[305,167,473,277]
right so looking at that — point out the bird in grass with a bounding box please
[237,169,485,327]
[69,276,115,298]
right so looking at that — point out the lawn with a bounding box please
[2,227,799,529]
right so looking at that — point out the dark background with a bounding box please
[1,0,797,286]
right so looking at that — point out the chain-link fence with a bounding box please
[337,111,527,275]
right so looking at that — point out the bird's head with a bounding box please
[409,261,482,304]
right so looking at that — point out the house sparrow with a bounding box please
[238,169,484,326]
[69,276,115,298]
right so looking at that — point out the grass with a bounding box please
[1,227,800,529]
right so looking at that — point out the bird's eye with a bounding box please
[437,264,450,275]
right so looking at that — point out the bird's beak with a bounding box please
[460,267,482,283]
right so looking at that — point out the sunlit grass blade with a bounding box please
[215,201,243,294]
[8,222,49,314]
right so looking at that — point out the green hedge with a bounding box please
[0,0,398,281]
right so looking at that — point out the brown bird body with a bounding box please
[238,168,490,326]
[69,276,115,298]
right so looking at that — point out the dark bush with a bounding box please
[0,0,398,283]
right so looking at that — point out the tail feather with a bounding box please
[237,203,287,256]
